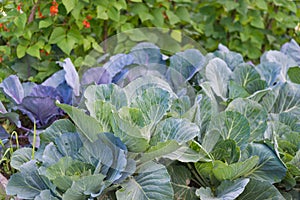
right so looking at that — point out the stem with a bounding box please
[11,131,19,149]
[28,0,40,23]
[31,120,37,160]
[103,20,108,52]
[187,163,209,187]
[94,160,102,175]
[19,126,32,133]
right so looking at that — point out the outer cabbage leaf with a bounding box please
[203,111,250,150]
[116,161,174,200]
[168,165,198,200]
[256,62,281,86]
[289,150,300,168]
[0,75,24,104]
[6,161,53,199]
[281,39,300,65]
[57,58,80,96]
[196,178,249,200]
[278,112,300,133]
[103,54,135,81]
[241,143,287,183]
[212,157,259,181]
[57,103,103,142]
[42,72,73,105]
[41,119,76,143]
[211,139,240,164]
[0,101,20,127]
[86,100,115,132]
[124,76,175,101]
[111,113,149,152]
[84,84,127,110]
[0,82,66,128]
[165,67,195,98]
[210,47,244,70]
[18,85,64,128]
[42,70,66,88]
[270,82,300,116]
[62,174,106,200]
[10,147,32,170]
[169,49,206,81]
[34,190,59,200]
[287,66,300,84]
[232,63,267,95]
[41,142,64,167]
[228,80,249,99]
[170,95,191,118]
[129,87,172,138]
[81,132,135,184]
[138,140,180,163]
[260,50,298,82]
[45,157,95,192]
[205,58,232,101]
[184,94,212,141]
[55,133,83,159]
[150,118,199,145]
[81,67,111,85]
[129,42,164,66]
[227,98,268,141]
[116,65,166,87]
[237,179,285,200]
[163,144,205,163]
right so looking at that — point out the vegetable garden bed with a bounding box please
[0,39,300,199]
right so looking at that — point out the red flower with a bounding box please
[83,19,90,28]
[0,23,3,28]
[52,1,58,6]
[86,15,93,20]
[50,5,58,16]
[3,25,9,32]
[17,4,21,12]
[38,7,45,19]
[50,1,59,16]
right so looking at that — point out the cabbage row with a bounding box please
[1,40,300,199]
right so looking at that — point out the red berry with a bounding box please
[0,23,3,28]
[0,57,3,63]
[17,4,21,11]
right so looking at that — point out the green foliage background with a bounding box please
[0,0,299,82]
